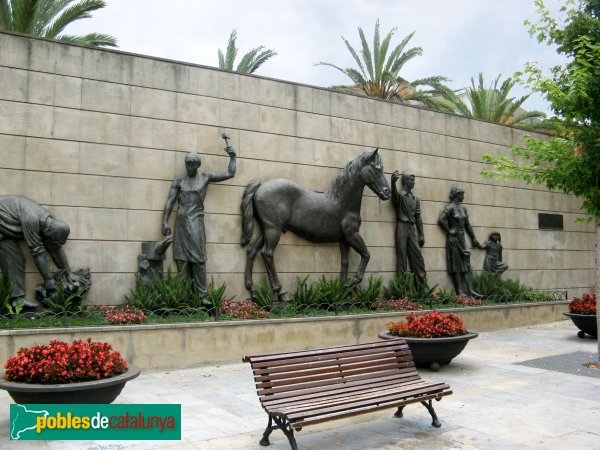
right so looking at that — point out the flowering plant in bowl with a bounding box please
[3,338,127,384]
[564,292,597,339]
[568,293,596,315]
[381,311,476,371]
[386,311,467,338]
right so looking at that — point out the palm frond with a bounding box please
[1,0,115,47]
[42,0,106,40]
[218,29,276,74]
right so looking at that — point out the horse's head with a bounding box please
[360,148,391,200]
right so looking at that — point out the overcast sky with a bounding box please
[68,0,567,114]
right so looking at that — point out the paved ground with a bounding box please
[1,320,599,449]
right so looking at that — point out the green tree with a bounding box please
[218,29,277,74]
[435,73,547,128]
[315,19,448,105]
[481,0,600,359]
[0,0,117,47]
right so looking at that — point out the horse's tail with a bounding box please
[241,181,261,247]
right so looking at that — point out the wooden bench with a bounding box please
[243,339,453,449]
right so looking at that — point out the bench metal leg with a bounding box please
[259,414,299,450]
[421,400,442,427]
[394,405,405,418]
[259,415,274,446]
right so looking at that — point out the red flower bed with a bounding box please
[102,305,146,325]
[3,338,127,383]
[456,296,485,306]
[568,292,596,315]
[372,297,423,311]
[386,311,467,338]
[220,300,270,319]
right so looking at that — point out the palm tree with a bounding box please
[315,19,448,104]
[433,73,547,128]
[0,0,116,47]
[218,29,277,74]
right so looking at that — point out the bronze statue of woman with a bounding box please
[437,186,481,298]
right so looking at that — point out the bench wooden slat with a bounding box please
[243,340,410,365]
[252,357,415,387]
[260,376,429,407]
[254,366,420,396]
[250,349,413,376]
[267,380,450,415]
[291,391,452,429]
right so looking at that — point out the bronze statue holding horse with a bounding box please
[241,148,391,301]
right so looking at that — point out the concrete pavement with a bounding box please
[1,319,599,449]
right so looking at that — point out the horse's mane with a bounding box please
[325,150,379,200]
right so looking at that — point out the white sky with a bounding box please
[67,0,568,114]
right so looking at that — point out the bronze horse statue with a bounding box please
[241,148,391,301]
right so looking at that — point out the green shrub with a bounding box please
[124,274,161,311]
[293,276,320,307]
[384,273,436,302]
[205,276,229,309]
[125,267,199,312]
[313,276,353,310]
[354,275,383,307]
[0,274,16,314]
[252,279,274,309]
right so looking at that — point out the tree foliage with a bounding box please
[315,19,448,105]
[435,73,548,128]
[0,0,117,47]
[482,0,600,221]
[218,29,277,74]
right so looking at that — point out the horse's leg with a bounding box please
[260,226,290,302]
[245,234,264,296]
[344,231,370,286]
[339,240,350,283]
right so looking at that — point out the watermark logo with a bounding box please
[10,404,181,440]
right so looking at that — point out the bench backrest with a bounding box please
[243,339,419,402]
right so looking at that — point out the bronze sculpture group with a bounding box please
[3,138,510,309]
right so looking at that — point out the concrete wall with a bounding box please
[0,302,569,370]
[0,31,595,305]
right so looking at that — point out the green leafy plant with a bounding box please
[41,282,88,314]
[0,273,17,315]
[313,276,353,311]
[252,279,274,309]
[433,289,458,305]
[471,271,529,301]
[523,290,557,303]
[205,277,229,310]
[125,267,199,312]
[383,273,436,301]
[125,275,161,311]
[353,275,383,307]
[293,276,320,307]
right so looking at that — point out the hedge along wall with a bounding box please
[0,31,595,305]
